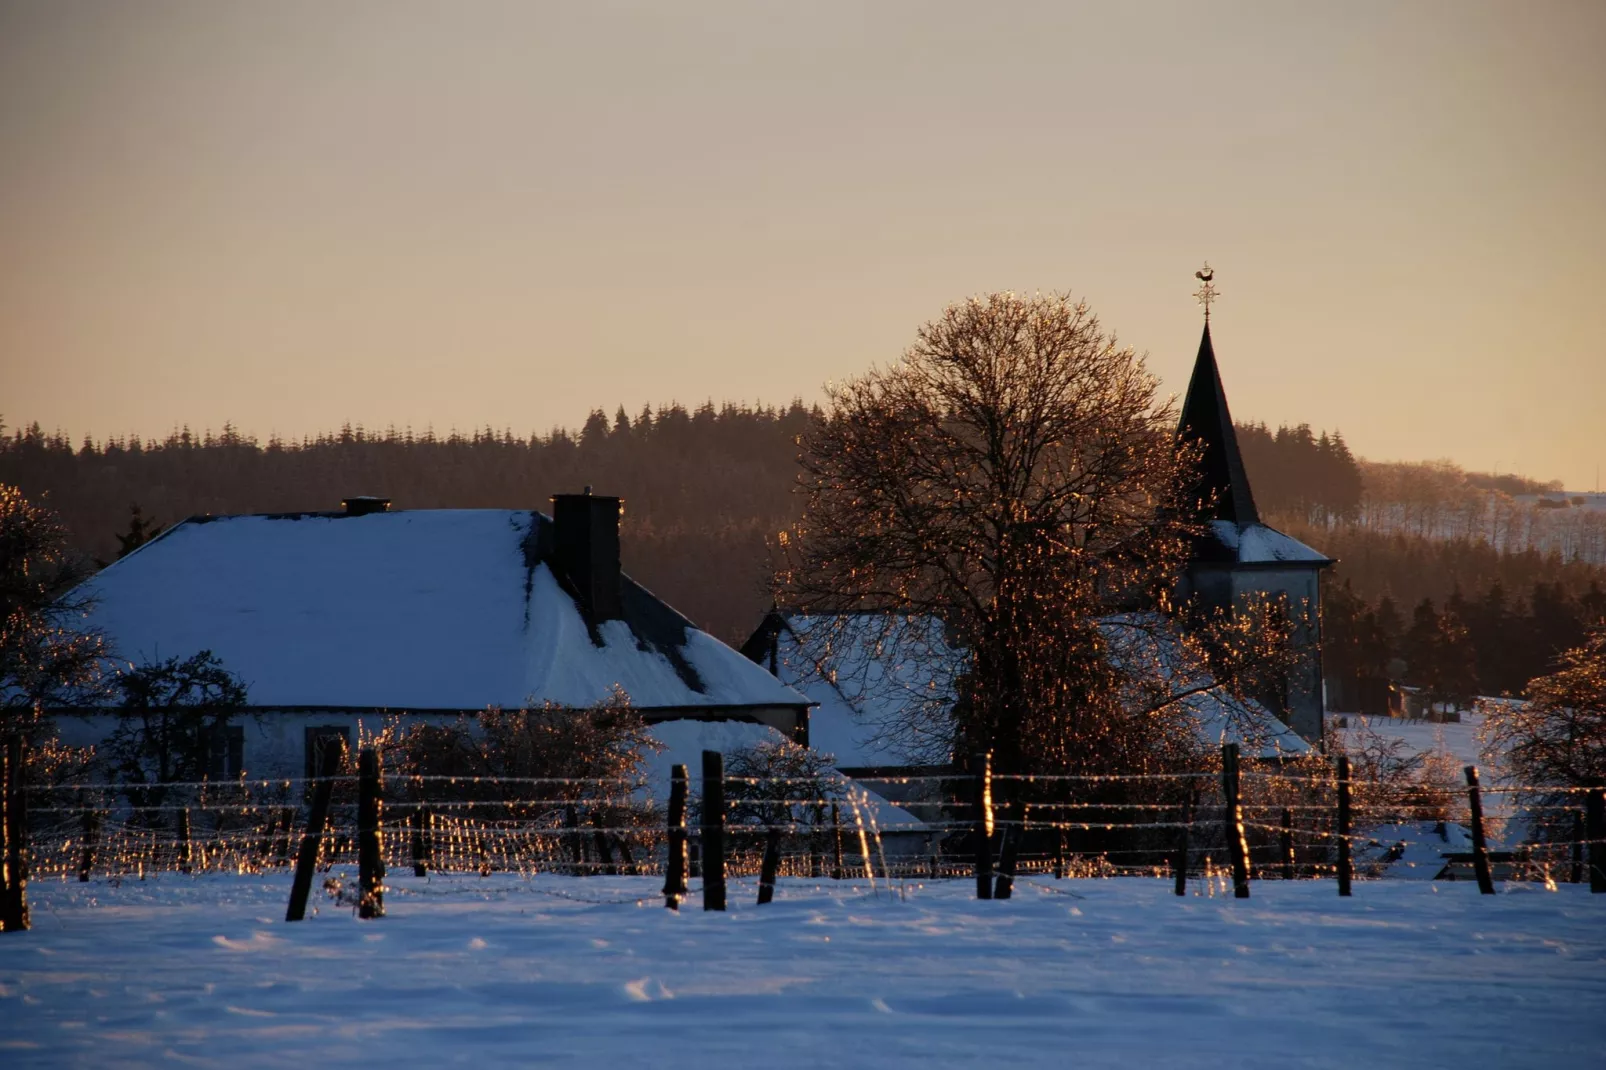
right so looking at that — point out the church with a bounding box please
[1172,273,1333,743]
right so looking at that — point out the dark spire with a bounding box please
[1177,322,1260,525]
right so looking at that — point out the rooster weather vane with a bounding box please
[1193,263,1218,322]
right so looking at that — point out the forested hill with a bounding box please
[2,406,810,644]
[2,409,1602,683]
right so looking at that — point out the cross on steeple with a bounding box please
[1194,262,1218,323]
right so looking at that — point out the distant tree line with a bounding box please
[3,408,1603,671]
[1235,422,1364,523]
[1323,574,1606,710]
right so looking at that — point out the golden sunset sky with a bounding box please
[2,1,1602,487]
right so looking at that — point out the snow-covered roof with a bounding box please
[749,611,1308,767]
[1205,520,1332,566]
[642,719,921,828]
[1099,614,1311,758]
[75,509,807,712]
[755,615,962,769]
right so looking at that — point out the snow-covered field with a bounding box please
[2,871,1602,1068]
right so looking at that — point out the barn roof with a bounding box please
[76,509,808,712]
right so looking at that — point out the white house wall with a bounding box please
[1229,568,1325,742]
[52,710,464,783]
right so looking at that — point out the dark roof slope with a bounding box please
[1177,322,1260,526]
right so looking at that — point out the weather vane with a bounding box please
[1194,262,1218,322]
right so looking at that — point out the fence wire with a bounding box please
[8,760,1604,891]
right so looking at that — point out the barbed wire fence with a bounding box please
[2,734,1603,932]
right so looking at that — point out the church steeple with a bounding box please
[1177,315,1260,525]
[1171,266,1332,748]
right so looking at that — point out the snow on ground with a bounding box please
[1335,711,1486,772]
[1334,710,1523,868]
[1334,709,1524,831]
[2,872,1601,1068]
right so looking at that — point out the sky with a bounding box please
[1,0,1603,488]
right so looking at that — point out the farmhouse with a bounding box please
[55,492,811,779]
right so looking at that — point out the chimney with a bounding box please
[550,489,623,623]
[341,496,390,516]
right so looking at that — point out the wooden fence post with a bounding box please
[286,739,343,922]
[1054,826,1067,880]
[565,803,591,873]
[357,747,384,918]
[79,808,100,883]
[1336,756,1353,896]
[994,799,1020,900]
[2,735,29,932]
[256,807,277,865]
[411,805,429,878]
[616,833,635,873]
[1570,809,1585,884]
[1,742,9,925]
[1463,765,1495,895]
[177,807,193,874]
[1173,791,1194,897]
[274,807,293,866]
[701,750,726,911]
[663,764,688,909]
[757,825,782,905]
[1281,808,1295,881]
[973,751,994,901]
[830,803,843,880]
[592,811,617,875]
[1587,789,1606,894]
[564,804,583,873]
[1221,743,1250,899]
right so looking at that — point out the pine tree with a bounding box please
[1437,592,1479,709]
[114,504,161,559]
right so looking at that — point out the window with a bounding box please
[305,725,351,779]
[207,725,245,779]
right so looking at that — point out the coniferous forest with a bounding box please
[2,408,1602,703]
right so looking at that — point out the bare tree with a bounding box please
[103,650,251,804]
[0,483,108,738]
[725,737,845,831]
[781,292,1298,779]
[1481,621,1606,796]
[374,690,662,841]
